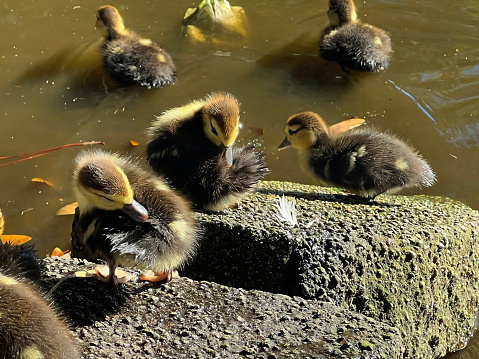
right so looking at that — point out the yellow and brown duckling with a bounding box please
[72,150,199,285]
[319,0,392,72]
[146,92,269,211]
[0,241,79,359]
[278,112,436,200]
[97,5,176,88]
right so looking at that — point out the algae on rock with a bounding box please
[183,180,479,359]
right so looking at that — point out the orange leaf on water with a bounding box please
[31,178,55,187]
[130,140,139,146]
[50,247,71,258]
[51,247,64,257]
[1,235,32,245]
[56,202,78,216]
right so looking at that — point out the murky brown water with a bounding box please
[0,0,478,355]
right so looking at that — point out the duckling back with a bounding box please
[309,127,435,198]
[320,22,391,72]
[0,243,79,359]
[101,36,177,88]
[98,5,176,88]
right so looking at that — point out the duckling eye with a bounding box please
[211,123,218,136]
[100,195,114,202]
[288,129,295,136]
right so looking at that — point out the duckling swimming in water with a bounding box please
[72,150,199,285]
[0,241,79,359]
[146,92,269,211]
[278,111,435,200]
[97,5,176,88]
[319,0,392,72]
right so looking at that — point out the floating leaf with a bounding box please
[329,117,366,135]
[31,177,55,187]
[0,209,4,236]
[130,140,139,146]
[50,247,71,257]
[56,202,78,216]
[1,235,32,245]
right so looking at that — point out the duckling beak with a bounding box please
[224,146,233,166]
[122,199,149,222]
[278,137,292,151]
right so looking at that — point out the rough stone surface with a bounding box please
[69,180,479,358]
[41,257,402,359]
[181,181,479,359]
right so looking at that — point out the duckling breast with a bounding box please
[320,22,392,72]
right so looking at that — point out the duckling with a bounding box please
[146,92,269,211]
[0,241,79,359]
[97,5,176,88]
[278,111,436,200]
[319,0,392,72]
[72,150,199,285]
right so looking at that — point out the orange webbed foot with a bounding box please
[139,270,179,283]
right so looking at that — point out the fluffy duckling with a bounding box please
[72,150,199,285]
[278,112,435,200]
[146,92,269,211]
[319,0,392,72]
[97,5,176,88]
[0,242,79,359]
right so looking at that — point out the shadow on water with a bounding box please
[257,31,371,90]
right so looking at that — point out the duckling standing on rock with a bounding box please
[0,241,79,359]
[146,92,269,211]
[97,5,176,88]
[319,0,392,72]
[278,112,435,200]
[72,150,199,285]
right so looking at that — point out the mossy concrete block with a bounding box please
[184,180,479,359]
[42,257,403,358]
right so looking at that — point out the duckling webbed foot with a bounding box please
[94,264,136,285]
[139,269,179,283]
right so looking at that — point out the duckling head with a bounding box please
[327,0,357,27]
[278,112,329,151]
[202,92,240,165]
[73,151,148,222]
[97,5,126,40]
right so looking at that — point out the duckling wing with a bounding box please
[107,219,177,269]
[101,38,176,88]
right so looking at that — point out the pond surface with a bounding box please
[0,0,478,355]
